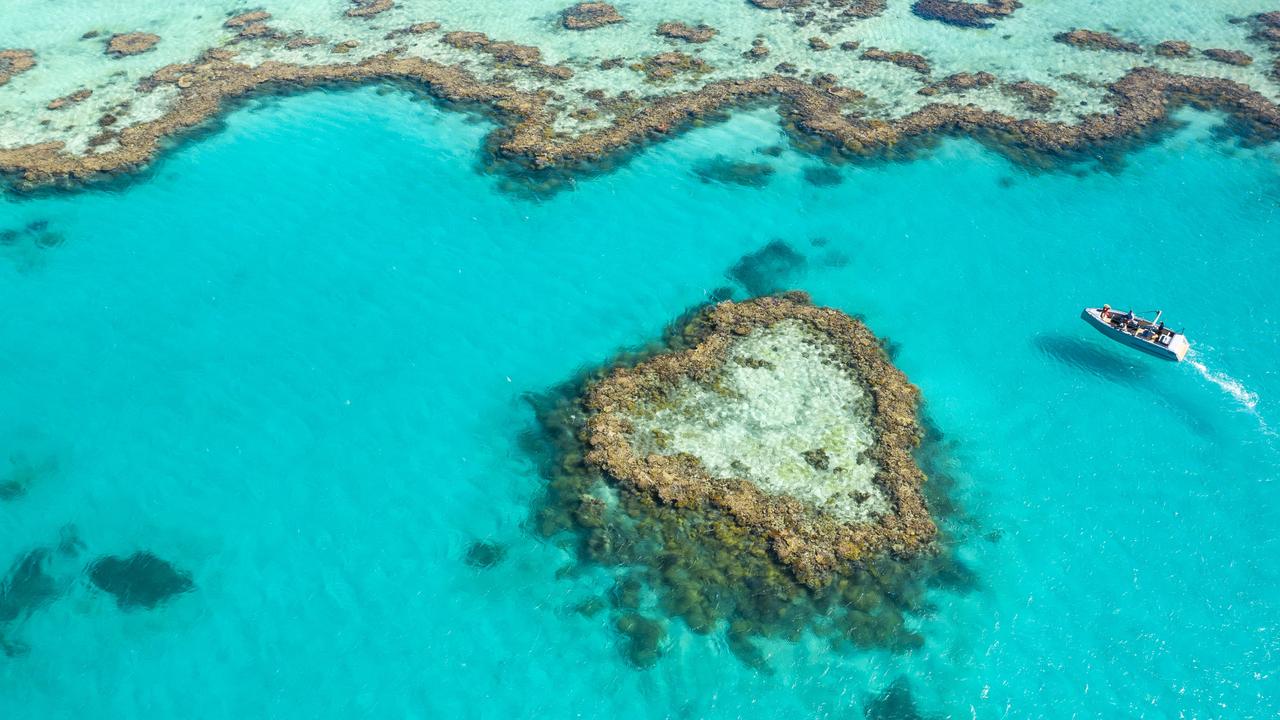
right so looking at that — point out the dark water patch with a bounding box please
[614,612,667,668]
[88,552,194,610]
[0,450,59,501]
[865,678,938,720]
[464,540,507,569]
[1034,333,1152,387]
[0,549,58,625]
[758,144,785,157]
[821,250,851,268]
[1034,333,1216,438]
[727,239,807,296]
[803,165,843,186]
[0,219,66,274]
[572,596,607,617]
[57,524,85,557]
[708,285,736,302]
[691,156,776,187]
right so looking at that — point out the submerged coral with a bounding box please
[727,239,806,295]
[561,3,623,31]
[105,32,161,58]
[0,49,36,86]
[88,551,194,610]
[1054,29,1142,54]
[527,293,964,668]
[582,294,935,586]
[656,22,718,44]
[691,156,775,187]
[911,0,1021,29]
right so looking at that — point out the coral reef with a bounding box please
[464,541,507,568]
[1000,79,1057,113]
[88,552,193,610]
[1202,48,1254,67]
[656,22,717,44]
[0,49,36,86]
[346,0,394,19]
[691,156,774,187]
[750,0,886,32]
[47,89,93,110]
[1154,40,1193,58]
[861,48,931,75]
[635,52,712,82]
[525,293,968,668]
[727,240,806,295]
[561,3,623,30]
[442,31,572,79]
[911,0,1021,29]
[106,32,161,57]
[224,10,271,29]
[580,294,935,586]
[1054,29,1142,54]
[1,20,1278,195]
[918,71,996,96]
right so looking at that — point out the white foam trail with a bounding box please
[1188,358,1259,411]
[1187,351,1274,437]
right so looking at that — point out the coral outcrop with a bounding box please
[0,49,36,86]
[861,48,931,74]
[105,32,161,57]
[46,89,93,110]
[581,293,935,586]
[528,292,967,667]
[88,552,193,610]
[1054,29,1141,54]
[1154,40,1193,58]
[346,0,394,19]
[656,22,717,44]
[1000,79,1057,112]
[911,0,1021,29]
[918,71,996,96]
[561,2,623,30]
[1202,48,1254,67]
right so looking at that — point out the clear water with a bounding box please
[1,87,1277,718]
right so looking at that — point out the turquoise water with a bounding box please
[1,87,1278,717]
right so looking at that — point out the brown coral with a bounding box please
[1154,40,1192,58]
[224,10,271,28]
[656,22,718,44]
[911,0,1021,29]
[861,47,931,74]
[635,52,712,81]
[1053,29,1141,53]
[918,71,996,96]
[0,49,36,86]
[581,293,936,588]
[106,32,161,57]
[1000,79,1057,113]
[1202,48,1253,66]
[346,0,394,19]
[561,2,623,30]
[47,89,93,110]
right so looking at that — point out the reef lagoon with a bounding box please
[2,1,1280,718]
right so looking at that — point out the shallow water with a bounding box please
[0,85,1277,718]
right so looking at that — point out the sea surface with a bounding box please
[1,86,1278,718]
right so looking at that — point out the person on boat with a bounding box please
[1101,304,1112,320]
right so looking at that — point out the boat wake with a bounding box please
[1187,352,1273,436]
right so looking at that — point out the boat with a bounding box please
[1081,306,1189,362]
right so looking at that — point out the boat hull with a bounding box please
[1080,308,1188,362]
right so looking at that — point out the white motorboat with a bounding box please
[1081,306,1189,362]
